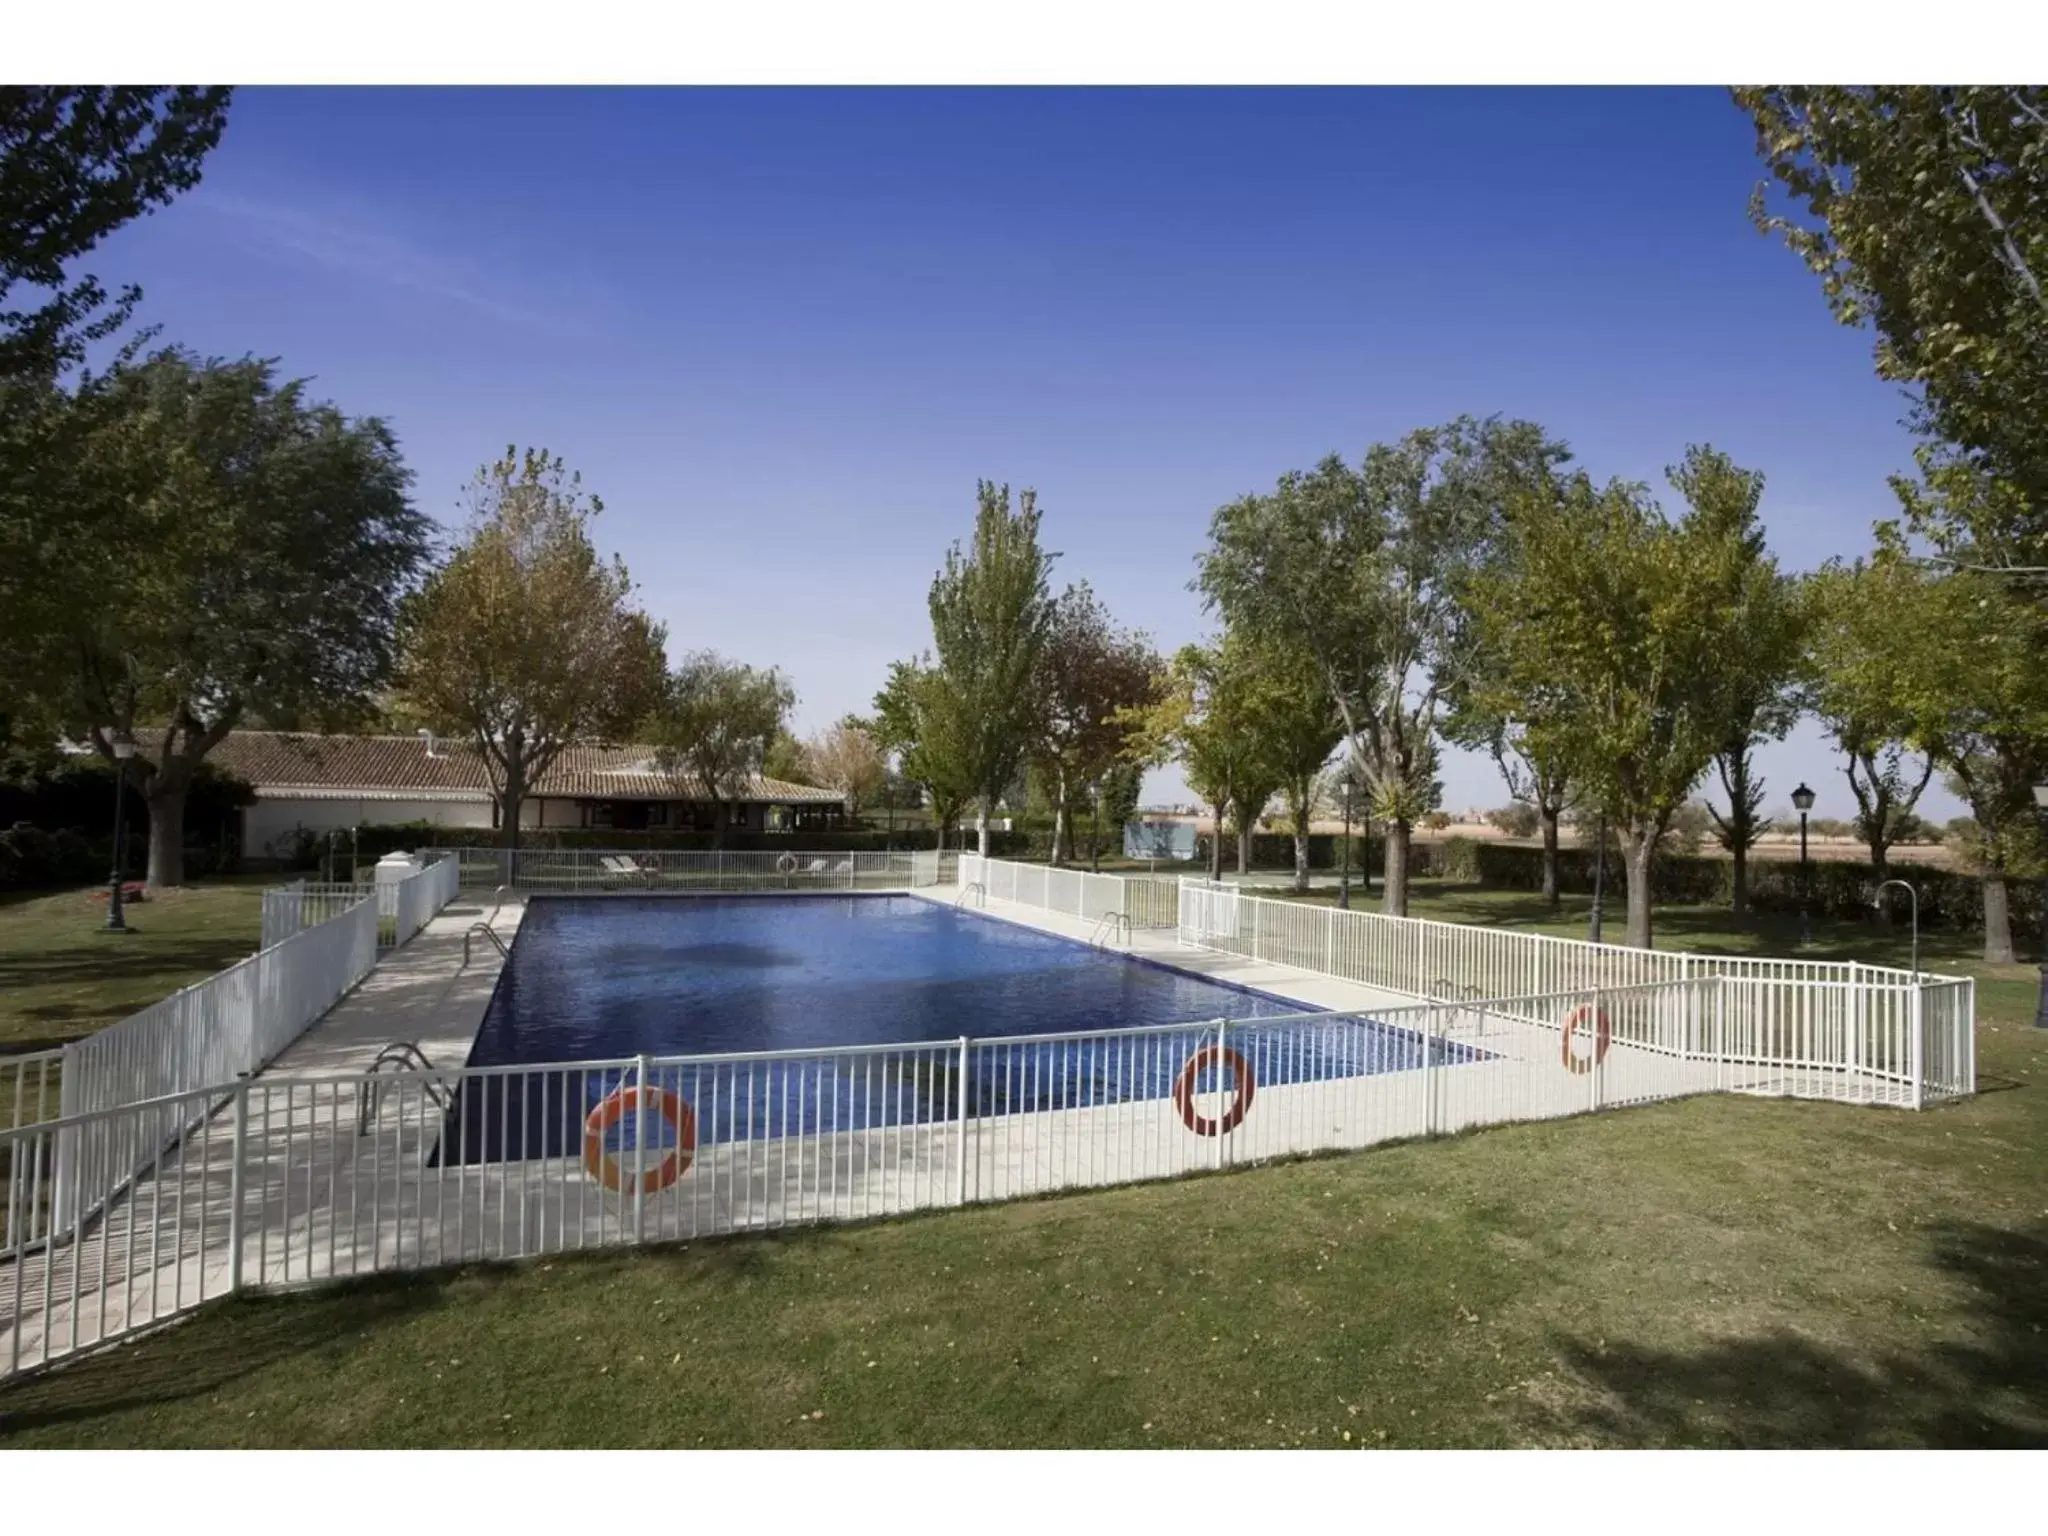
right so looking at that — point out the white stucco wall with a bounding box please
[243,796,492,859]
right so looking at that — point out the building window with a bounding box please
[733,803,749,828]
[647,802,669,828]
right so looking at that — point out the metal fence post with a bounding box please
[1590,989,1604,1113]
[633,1054,650,1243]
[1909,985,1925,1110]
[228,1081,248,1293]
[955,1036,971,1207]
[1422,1004,1437,1136]
[1215,1018,1229,1171]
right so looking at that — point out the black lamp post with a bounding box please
[1792,782,1817,948]
[1338,778,1354,911]
[1589,811,1607,945]
[2032,780,2048,1031]
[105,730,136,932]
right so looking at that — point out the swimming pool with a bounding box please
[438,894,1482,1165]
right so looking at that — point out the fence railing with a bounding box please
[960,854,1976,1107]
[5,973,1736,1379]
[958,854,1180,932]
[418,847,955,894]
[259,856,461,951]
[2,1051,62,1134]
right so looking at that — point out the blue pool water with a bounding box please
[437,894,1480,1166]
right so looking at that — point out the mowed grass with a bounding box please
[2,886,2045,1448]
[0,878,269,1057]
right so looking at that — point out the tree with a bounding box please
[400,447,666,853]
[1,88,234,746]
[925,481,1058,855]
[1232,637,1344,891]
[762,728,812,786]
[1198,417,1568,916]
[1839,557,2048,961]
[1466,463,1772,949]
[1091,760,1143,871]
[805,716,887,823]
[23,349,427,886]
[1486,802,1540,839]
[1122,641,1273,883]
[643,653,795,844]
[1029,583,1163,867]
[1738,88,2048,570]
[874,658,976,852]
[1802,559,1938,896]
[0,88,233,380]
[1674,448,1806,917]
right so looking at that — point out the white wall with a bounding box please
[243,797,491,859]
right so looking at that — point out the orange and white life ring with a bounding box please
[1173,1045,1255,1136]
[1560,1006,1612,1076]
[583,1085,696,1193]
[776,853,798,875]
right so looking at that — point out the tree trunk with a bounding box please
[1236,820,1252,875]
[1621,827,1656,950]
[977,800,991,858]
[1050,794,1068,869]
[1539,805,1560,909]
[1209,804,1225,882]
[1731,839,1749,918]
[1382,820,1410,918]
[143,779,188,889]
[1292,827,1310,893]
[1867,829,1893,927]
[1983,876,2016,964]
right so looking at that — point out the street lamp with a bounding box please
[1792,782,1816,948]
[1874,878,1920,983]
[1338,777,1354,911]
[2032,780,2048,1031]
[104,730,136,933]
[1589,810,1607,945]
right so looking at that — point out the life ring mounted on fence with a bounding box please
[1173,1045,1255,1137]
[1560,1006,1613,1076]
[776,853,798,875]
[583,1085,696,1194]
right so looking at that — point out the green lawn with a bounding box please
[0,877,269,1056]
[1,887,2043,1448]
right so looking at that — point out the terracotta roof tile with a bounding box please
[177,731,844,804]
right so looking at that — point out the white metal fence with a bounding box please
[5,972,1750,1378]
[961,854,1976,1109]
[959,855,1181,930]
[419,847,954,895]
[259,856,461,951]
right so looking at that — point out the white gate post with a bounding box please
[955,1036,972,1207]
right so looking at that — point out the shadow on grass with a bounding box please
[1538,1220,2048,1448]
[0,1278,447,1437]
[0,1232,790,1440]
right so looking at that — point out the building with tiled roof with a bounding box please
[183,731,846,856]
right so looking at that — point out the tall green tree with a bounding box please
[1122,640,1270,883]
[1,88,234,748]
[1234,638,1345,892]
[645,653,795,846]
[1198,417,1567,916]
[1738,87,2048,578]
[874,658,977,853]
[1029,583,1163,867]
[1837,556,2048,961]
[399,447,666,853]
[1674,448,1806,917]
[926,481,1057,856]
[1802,560,1937,898]
[762,728,812,786]
[1467,461,1776,949]
[31,349,427,886]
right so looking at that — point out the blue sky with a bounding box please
[87,87,1958,822]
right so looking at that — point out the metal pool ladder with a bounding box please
[464,922,509,966]
[1088,910,1132,949]
[357,1041,451,1136]
[955,881,987,909]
